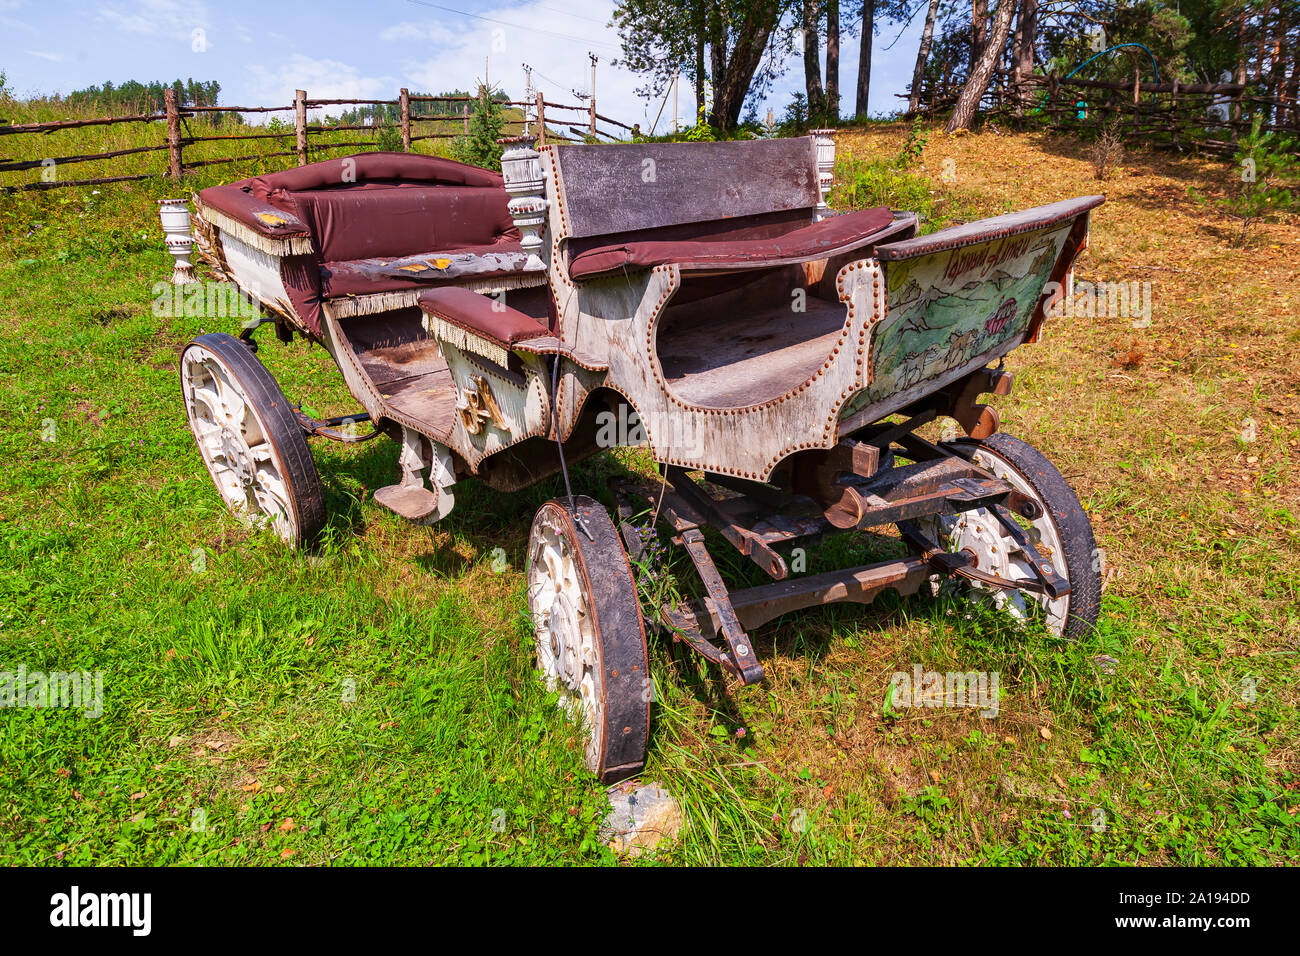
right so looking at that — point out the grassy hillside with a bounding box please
[0,119,1296,865]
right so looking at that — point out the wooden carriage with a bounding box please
[180,136,1104,780]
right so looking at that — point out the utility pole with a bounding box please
[673,71,679,134]
[585,51,595,136]
[522,63,533,134]
[589,51,598,136]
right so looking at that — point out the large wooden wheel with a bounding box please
[914,432,1101,640]
[180,333,326,548]
[526,496,651,783]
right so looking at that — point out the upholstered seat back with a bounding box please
[245,152,517,262]
[290,185,516,262]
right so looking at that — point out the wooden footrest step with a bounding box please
[373,484,440,520]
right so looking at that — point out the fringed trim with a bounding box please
[453,273,547,294]
[198,204,315,257]
[326,273,547,319]
[328,290,422,318]
[424,315,511,367]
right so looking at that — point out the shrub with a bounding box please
[681,103,715,142]
[450,86,506,171]
[832,144,938,228]
[374,124,403,153]
[1218,114,1298,245]
[897,117,930,169]
[1088,120,1125,181]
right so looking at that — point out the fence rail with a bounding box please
[909,71,1300,152]
[1,86,638,192]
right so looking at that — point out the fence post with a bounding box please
[295,89,307,166]
[1132,67,1141,134]
[399,88,411,151]
[164,87,183,182]
[1170,79,1180,151]
[535,91,546,146]
[462,102,469,134]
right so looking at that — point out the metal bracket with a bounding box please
[677,529,765,685]
[294,408,380,443]
[900,516,1070,599]
[989,504,1071,599]
[947,367,1014,439]
[663,467,788,580]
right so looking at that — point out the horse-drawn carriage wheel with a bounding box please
[180,332,326,549]
[916,432,1101,640]
[526,496,651,783]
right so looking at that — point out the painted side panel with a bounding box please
[844,220,1074,416]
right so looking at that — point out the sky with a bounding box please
[1,0,929,128]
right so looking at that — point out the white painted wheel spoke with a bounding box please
[527,511,606,768]
[181,343,301,546]
[917,446,1071,635]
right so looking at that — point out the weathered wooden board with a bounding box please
[552,138,820,238]
[658,288,848,408]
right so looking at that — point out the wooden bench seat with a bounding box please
[568,206,901,280]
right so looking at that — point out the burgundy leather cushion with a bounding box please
[196,181,312,240]
[280,254,326,338]
[246,152,503,197]
[417,286,548,349]
[198,154,515,258]
[292,185,516,262]
[568,206,897,280]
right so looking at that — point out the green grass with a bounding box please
[0,121,1297,866]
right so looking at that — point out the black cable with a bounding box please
[550,347,575,510]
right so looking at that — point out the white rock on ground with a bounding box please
[600,781,682,858]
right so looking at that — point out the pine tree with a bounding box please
[450,85,507,171]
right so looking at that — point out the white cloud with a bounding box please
[390,1,659,131]
[24,50,66,61]
[246,54,397,118]
[1,0,35,35]
[378,22,440,43]
[96,0,210,41]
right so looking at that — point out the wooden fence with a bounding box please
[0,88,637,192]
[911,72,1299,154]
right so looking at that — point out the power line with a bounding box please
[403,0,622,52]
[529,2,609,25]
[529,67,568,92]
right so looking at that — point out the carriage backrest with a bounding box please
[550,138,822,243]
[243,152,515,263]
